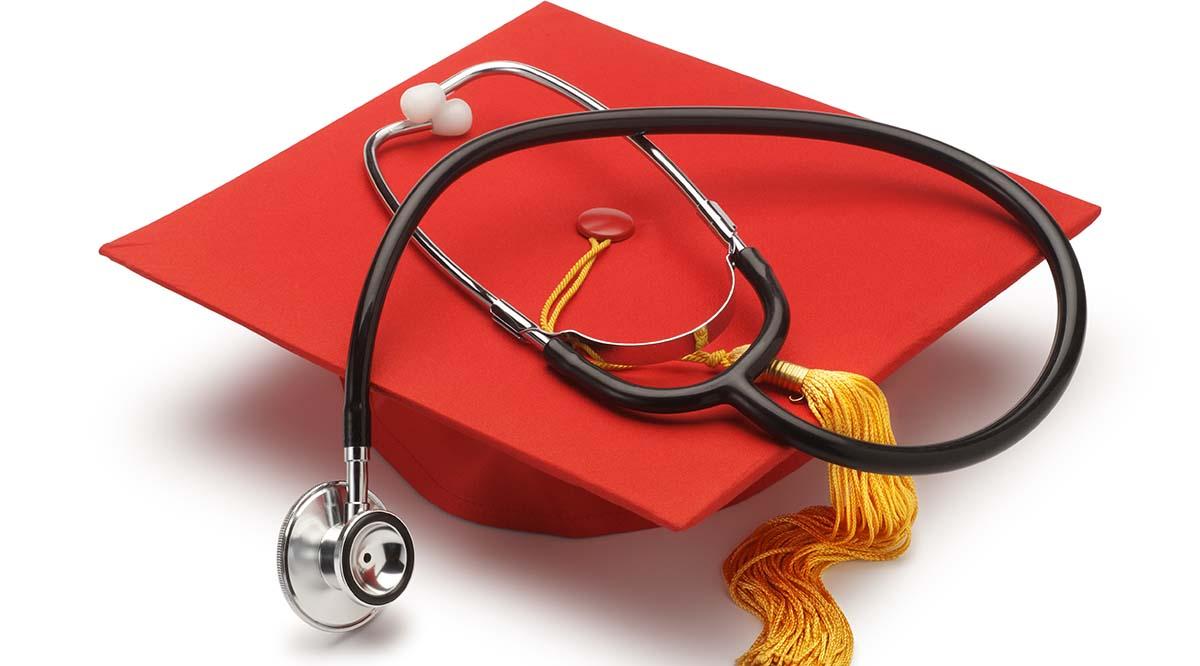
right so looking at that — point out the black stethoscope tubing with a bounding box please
[343,107,1086,476]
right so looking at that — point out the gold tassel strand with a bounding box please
[541,238,918,665]
[539,237,611,332]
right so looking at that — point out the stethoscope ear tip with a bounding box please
[400,82,446,123]
[430,98,473,137]
[401,81,473,136]
[277,481,413,631]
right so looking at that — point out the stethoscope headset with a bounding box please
[276,62,1086,631]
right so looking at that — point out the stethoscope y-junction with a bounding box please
[277,61,1086,631]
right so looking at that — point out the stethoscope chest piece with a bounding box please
[276,481,414,632]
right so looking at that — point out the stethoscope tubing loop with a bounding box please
[346,107,1085,476]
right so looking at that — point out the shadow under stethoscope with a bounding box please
[183,292,1052,655]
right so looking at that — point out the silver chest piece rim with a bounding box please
[277,480,415,632]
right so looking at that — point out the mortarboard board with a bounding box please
[100,0,1099,544]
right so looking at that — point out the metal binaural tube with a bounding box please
[362,60,744,327]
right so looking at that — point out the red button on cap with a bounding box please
[577,207,635,242]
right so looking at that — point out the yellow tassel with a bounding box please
[723,367,917,666]
[540,238,918,665]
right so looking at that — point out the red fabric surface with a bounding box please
[101,2,1100,536]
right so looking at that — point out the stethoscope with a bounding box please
[276,61,1086,631]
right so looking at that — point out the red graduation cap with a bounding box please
[100,2,1099,538]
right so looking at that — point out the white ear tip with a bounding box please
[431,98,473,137]
[400,82,446,123]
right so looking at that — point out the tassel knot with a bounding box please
[684,342,749,369]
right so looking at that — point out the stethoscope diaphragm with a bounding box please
[276,481,413,631]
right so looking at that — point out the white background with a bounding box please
[2,1,1196,663]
